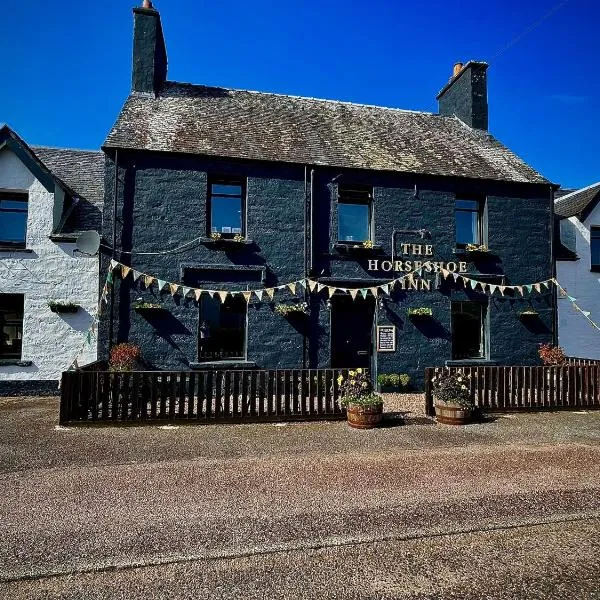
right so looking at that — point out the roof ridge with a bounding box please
[554,181,600,203]
[32,144,102,154]
[162,80,439,117]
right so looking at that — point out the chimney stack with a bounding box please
[132,1,167,95]
[437,61,488,130]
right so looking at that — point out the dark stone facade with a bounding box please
[99,150,554,388]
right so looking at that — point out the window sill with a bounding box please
[200,237,254,248]
[0,359,32,367]
[445,359,496,366]
[590,266,600,272]
[190,360,256,369]
[0,246,32,253]
[452,248,494,258]
[334,242,384,253]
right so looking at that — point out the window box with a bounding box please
[519,309,539,319]
[408,307,433,319]
[201,236,254,249]
[274,302,309,317]
[453,246,494,258]
[334,242,383,254]
[133,302,166,313]
[48,301,79,314]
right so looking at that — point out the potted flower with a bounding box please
[538,343,565,366]
[109,342,142,372]
[408,307,432,319]
[432,369,474,425]
[48,300,79,313]
[338,369,383,429]
[377,373,410,393]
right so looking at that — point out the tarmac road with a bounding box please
[1,397,600,599]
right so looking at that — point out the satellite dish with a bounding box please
[76,231,101,256]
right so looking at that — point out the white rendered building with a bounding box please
[0,125,104,394]
[555,183,600,359]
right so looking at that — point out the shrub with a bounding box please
[337,368,381,407]
[109,343,141,372]
[377,373,411,388]
[432,369,473,407]
[538,343,565,366]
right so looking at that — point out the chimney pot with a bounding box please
[453,62,463,78]
[142,0,153,8]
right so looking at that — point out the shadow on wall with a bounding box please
[55,307,95,333]
[136,308,192,352]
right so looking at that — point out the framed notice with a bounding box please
[377,325,396,352]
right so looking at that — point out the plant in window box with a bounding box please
[376,373,410,393]
[362,240,374,249]
[338,369,383,429]
[408,307,432,319]
[432,369,475,425]
[132,299,165,313]
[274,302,309,317]
[48,301,79,313]
[210,232,222,241]
[232,233,245,243]
[519,309,539,319]
[464,243,490,254]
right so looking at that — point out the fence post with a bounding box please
[424,368,435,416]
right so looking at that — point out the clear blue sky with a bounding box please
[1,0,597,189]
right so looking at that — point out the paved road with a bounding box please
[2,397,600,598]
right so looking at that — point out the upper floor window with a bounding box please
[0,294,24,359]
[451,301,487,360]
[0,191,28,248]
[207,178,245,238]
[455,197,484,248]
[338,185,372,243]
[591,226,600,271]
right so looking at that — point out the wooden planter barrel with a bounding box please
[346,403,383,429]
[435,400,473,425]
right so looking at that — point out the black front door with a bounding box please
[330,295,375,368]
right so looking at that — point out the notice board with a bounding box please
[376,325,396,352]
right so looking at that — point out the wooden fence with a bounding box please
[60,368,352,425]
[425,365,600,415]
[565,356,600,366]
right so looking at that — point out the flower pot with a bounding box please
[346,402,383,429]
[435,400,473,425]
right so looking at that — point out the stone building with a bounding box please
[0,125,104,394]
[555,183,600,359]
[99,3,556,387]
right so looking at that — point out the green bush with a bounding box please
[377,373,410,388]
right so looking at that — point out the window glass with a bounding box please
[0,294,24,359]
[455,198,481,247]
[198,295,246,361]
[208,180,244,236]
[591,227,600,269]
[0,195,28,246]
[338,185,372,243]
[451,301,486,359]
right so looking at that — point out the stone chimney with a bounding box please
[132,1,168,95]
[436,61,488,130]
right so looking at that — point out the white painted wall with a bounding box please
[0,147,98,381]
[557,202,600,359]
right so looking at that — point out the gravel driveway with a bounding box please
[1,396,600,598]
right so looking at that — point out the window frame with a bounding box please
[455,196,486,249]
[590,226,600,272]
[206,176,247,239]
[0,190,29,248]
[337,184,373,244]
[450,300,488,360]
[197,294,248,362]
[0,294,25,360]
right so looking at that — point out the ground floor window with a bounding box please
[451,301,487,360]
[198,295,247,361]
[0,294,24,359]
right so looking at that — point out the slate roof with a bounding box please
[104,82,550,185]
[554,182,600,219]
[32,146,105,233]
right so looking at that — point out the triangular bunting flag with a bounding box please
[489,284,497,295]
[370,287,379,297]
[144,275,154,288]
[534,283,541,293]
[516,286,524,296]
[349,289,359,300]
[109,259,118,271]
[208,291,217,299]
[156,279,167,291]
[360,289,368,299]
[255,290,264,301]
[542,281,550,289]
[132,270,142,282]
[242,291,252,302]
[308,280,317,292]
[441,269,449,279]
[218,291,229,303]
[328,286,336,298]
[526,284,533,293]
[182,287,192,298]
[583,311,591,317]
[287,282,297,295]
[106,271,114,285]
[265,288,275,300]
[499,286,506,296]
[121,266,131,279]
[380,284,389,295]
[470,279,478,290]
[169,284,179,296]
[195,289,202,301]
[452,273,459,281]
[299,279,307,289]
[567,295,577,302]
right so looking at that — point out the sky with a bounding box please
[1,0,598,189]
